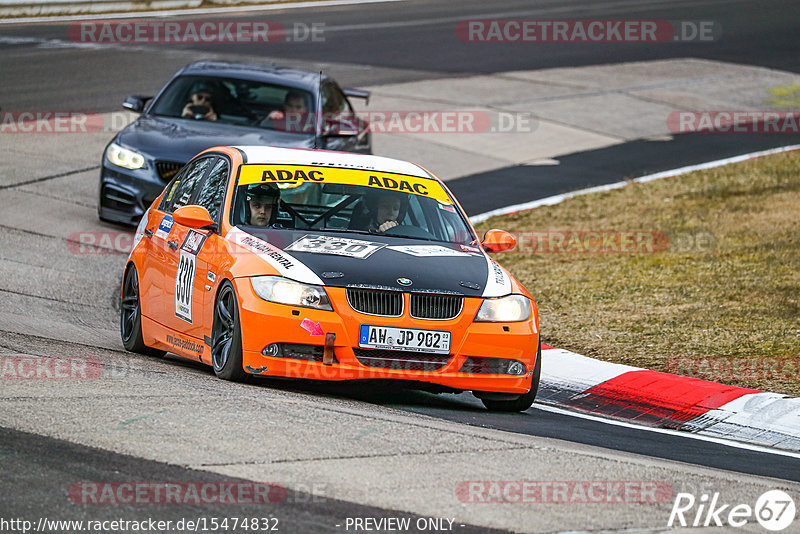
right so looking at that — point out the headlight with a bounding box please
[106,142,145,170]
[251,276,332,311]
[475,294,531,322]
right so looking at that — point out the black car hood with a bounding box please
[232,228,497,297]
[116,115,314,163]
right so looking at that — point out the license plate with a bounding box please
[359,325,451,354]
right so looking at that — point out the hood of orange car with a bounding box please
[237,228,496,297]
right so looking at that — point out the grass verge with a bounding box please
[477,149,800,396]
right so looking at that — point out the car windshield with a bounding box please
[149,75,316,133]
[230,164,478,246]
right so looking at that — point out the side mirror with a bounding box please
[343,88,370,105]
[173,205,215,230]
[122,95,152,114]
[481,229,517,253]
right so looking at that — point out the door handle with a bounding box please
[167,240,178,250]
[144,229,153,238]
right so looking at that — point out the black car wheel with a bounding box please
[479,341,541,412]
[211,281,247,381]
[121,265,165,357]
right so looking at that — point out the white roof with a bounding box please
[234,146,433,179]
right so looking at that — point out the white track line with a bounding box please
[0,0,404,24]
[470,144,800,224]
[534,403,800,460]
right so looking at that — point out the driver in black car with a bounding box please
[181,82,218,121]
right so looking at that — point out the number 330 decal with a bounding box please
[174,230,207,323]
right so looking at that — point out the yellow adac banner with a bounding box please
[238,164,453,204]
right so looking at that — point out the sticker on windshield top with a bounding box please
[386,244,472,257]
[237,165,453,204]
[285,235,384,259]
[155,215,173,240]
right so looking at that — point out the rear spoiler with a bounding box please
[343,88,370,105]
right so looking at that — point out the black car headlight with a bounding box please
[106,142,146,170]
[251,276,332,311]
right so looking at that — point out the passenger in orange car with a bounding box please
[353,191,407,233]
[246,184,280,226]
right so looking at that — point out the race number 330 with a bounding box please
[175,250,196,323]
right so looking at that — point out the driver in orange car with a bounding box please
[246,184,281,226]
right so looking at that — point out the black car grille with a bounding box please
[353,348,450,371]
[346,289,403,317]
[155,161,184,182]
[410,294,463,320]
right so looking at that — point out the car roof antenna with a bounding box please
[314,70,323,150]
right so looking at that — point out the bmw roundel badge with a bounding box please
[397,277,412,286]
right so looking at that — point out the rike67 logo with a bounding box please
[669,490,796,531]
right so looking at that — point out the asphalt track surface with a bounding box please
[2,0,800,531]
[0,426,506,534]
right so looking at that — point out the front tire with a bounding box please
[480,341,541,412]
[211,281,247,381]
[120,265,165,357]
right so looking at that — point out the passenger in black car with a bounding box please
[262,91,313,132]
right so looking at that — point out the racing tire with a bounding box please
[120,265,166,357]
[479,341,541,412]
[211,281,247,382]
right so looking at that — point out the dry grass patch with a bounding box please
[477,150,800,395]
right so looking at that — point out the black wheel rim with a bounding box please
[212,287,236,371]
[121,269,139,343]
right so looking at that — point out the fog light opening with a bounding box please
[262,343,280,357]
[507,361,526,375]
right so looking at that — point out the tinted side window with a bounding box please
[159,158,213,213]
[195,158,229,221]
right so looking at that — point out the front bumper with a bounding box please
[235,282,539,394]
[98,164,169,225]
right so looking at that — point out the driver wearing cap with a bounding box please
[246,184,280,226]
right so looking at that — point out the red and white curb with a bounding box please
[538,345,800,453]
[468,145,800,453]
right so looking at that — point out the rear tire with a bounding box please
[120,265,165,357]
[211,281,247,382]
[480,341,541,412]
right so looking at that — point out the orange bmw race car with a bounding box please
[121,146,540,411]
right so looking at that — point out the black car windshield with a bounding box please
[149,75,316,133]
[230,165,478,246]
